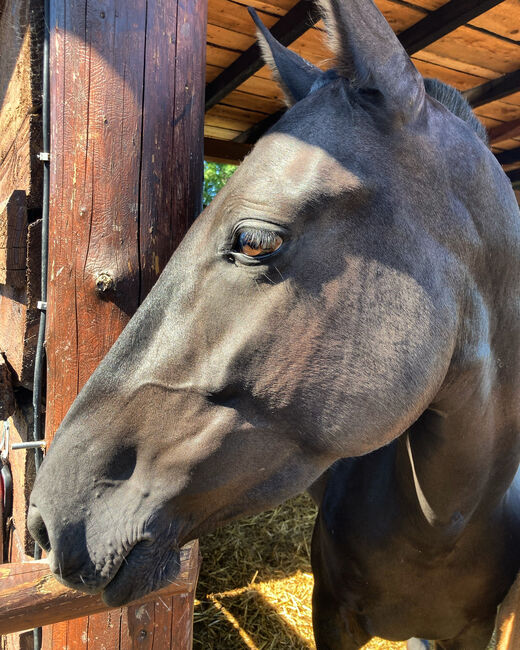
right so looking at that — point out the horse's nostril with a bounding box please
[27,504,51,552]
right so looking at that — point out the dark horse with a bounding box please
[28,0,520,647]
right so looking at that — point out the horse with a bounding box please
[27,0,520,647]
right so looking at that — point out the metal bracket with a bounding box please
[37,152,50,162]
[0,421,9,461]
[11,440,46,451]
[37,301,47,311]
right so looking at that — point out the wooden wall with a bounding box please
[0,1,43,649]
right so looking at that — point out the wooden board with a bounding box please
[469,0,520,41]
[0,542,200,636]
[0,219,41,389]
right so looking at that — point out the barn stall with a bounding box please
[0,0,519,648]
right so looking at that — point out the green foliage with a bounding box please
[203,161,236,207]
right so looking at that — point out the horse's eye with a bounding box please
[235,229,283,257]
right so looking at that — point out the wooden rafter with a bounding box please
[234,109,285,144]
[204,137,252,164]
[496,147,520,166]
[507,168,520,188]
[205,0,320,112]
[463,70,520,108]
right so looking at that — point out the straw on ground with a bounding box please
[193,494,405,649]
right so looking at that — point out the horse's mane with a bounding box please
[424,78,488,145]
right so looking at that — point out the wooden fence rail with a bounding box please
[0,541,200,637]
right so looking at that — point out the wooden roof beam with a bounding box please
[205,0,320,112]
[204,137,252,165]
[234,110,285,144]
[398,0,506,55]
[507,168,520,189]
[464,70,520,108]
[496,146,520,166]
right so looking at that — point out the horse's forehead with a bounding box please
[239,133,364,203]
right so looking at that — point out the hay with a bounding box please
[194,494,405,649]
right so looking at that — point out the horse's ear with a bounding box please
[319,0,425,120]
[249,7,323,106]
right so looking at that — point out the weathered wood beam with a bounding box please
[507,168,520,188]
[398,0,506,55]
[205,0,320,112]
[496,147,520,166]
[489,118,520,144]
[0,354,15,420]
[464,70,520,108]
[234,109,285,144]
[0,190,27,289]
[0,541,200,636]
[204,137,252,165]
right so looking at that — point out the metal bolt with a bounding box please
[95,272,114,294]
[138,629,147,641]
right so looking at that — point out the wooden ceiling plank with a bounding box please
[489,118,520,143]
[398,0,507,55]
[205,0,320,111]
[221,89,283,113]
[207,62,283,99]
[474,99,520,122]
[469,0,520,41]
[207,0,277,36]
[500,91,520,107]
[227,0,299,17]
[419,26,520,77]
[412,58,487,89]
[204,124,243,139]
[493,137,520,150]
[207,24,255,51]
[463,69,520,107]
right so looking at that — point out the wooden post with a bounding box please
[43,0,207,647]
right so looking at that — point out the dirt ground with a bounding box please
[193,494,406,649]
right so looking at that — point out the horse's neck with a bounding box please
[397,388,520,540]
[398,268,520,539]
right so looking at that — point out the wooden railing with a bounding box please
[0,541,200,637]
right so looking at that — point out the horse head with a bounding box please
[29,0,514,609]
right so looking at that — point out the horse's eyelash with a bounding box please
[236,228,279,249]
